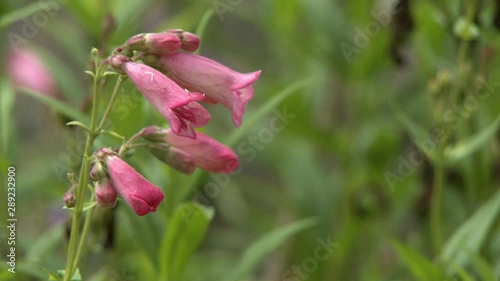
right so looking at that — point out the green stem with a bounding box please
[73,194,96,271]
[430,162,445,254]
[63,74,102,281]
[96,75,126,132]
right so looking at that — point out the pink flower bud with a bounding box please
[7,48,57,96]
[64,191,76,208]
[103,151,165,216]
[155,53,261,127]
[124,32,182,55]
[149,145,196,174]
[154,129,239,173]
[95,178,118,208]
[179,31,200,52]
[115,58,211,138]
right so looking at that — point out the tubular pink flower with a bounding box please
[110,55,211,138]
[104,154,165,216]
[162,129,239,173]
[7,48,57,96]
[157,53,261,127]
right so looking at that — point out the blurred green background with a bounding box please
[1,0,500,280]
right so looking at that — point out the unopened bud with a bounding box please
[95,178,118,208]
[108,54,130,74]
[149,146,195,174]
[89,160,107,181]
[64,191,76,208]
[139,126,168,142]
[179,31,200,52]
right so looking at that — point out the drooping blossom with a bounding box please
[94,148,165,216]
[150,52,261,127]
[7,48,57,96]
[141,126,239,174]
[110,55,211,138]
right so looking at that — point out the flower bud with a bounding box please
[139,126,168,142]
[179,31,200,52]
[95,178,118,208]
[64,190,76,208]
[124,32,182,55]
[89,160,107,181]
[149,145,195,174]
[108,54,130,74]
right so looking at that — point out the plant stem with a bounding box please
[63,74,102,281]
[72,194,96,271]
[96,75,126,132]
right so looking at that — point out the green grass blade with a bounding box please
[0,78,15,157]
[223,218,318,281]
[392,241,444,281]
[20,87,89,124]
[441,190,500,272]
[0,2,47,28]
[445,114,500,163]
[158,203,214,281]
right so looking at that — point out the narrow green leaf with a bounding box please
[0,78,15,156]
[57,269,81,281]
[392,241,444,281]
[66,121,90,132]
[442,190,500,272]
[453,265,474,281]
[103,71,118,77]
[84,70,95,78]
[468,251,496,281]
[100,130,126,141]
[223,218,318,281]
[20,87,90,124]
[445,114,500,163]
[0,2,47,28]
[159,203,214,281]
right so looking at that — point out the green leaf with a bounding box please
[442,190,500,272]
[444,114,500,163]
[392,241,444,281]
[0,78,15,157]
[56,269,81,281]
[84,70,95,78]
[223,218,318,281]
[0,2,47,28]
[20,87,90,124]
[468,251,496,281]
[159,203,214,281]
[66,121,90,132]
[100,130,126,141]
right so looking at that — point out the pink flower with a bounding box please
[160,128,239,173]
[110,55,211,138]
[7,48,57,96]
[103,152,165,216]
[156,53,261,127]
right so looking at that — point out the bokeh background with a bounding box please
[1,0,500,280]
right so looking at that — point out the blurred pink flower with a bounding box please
[104,152,165,216]
[157,53,261,127]
[110,55,211,138]
[7,48,57,96]
[161,128,239,173]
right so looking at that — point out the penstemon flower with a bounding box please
[140,126,239,174]
[93,148,165,216]
[109,54,211,139]
[144,52,261,127]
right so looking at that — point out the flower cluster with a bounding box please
[89,29,261,216]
